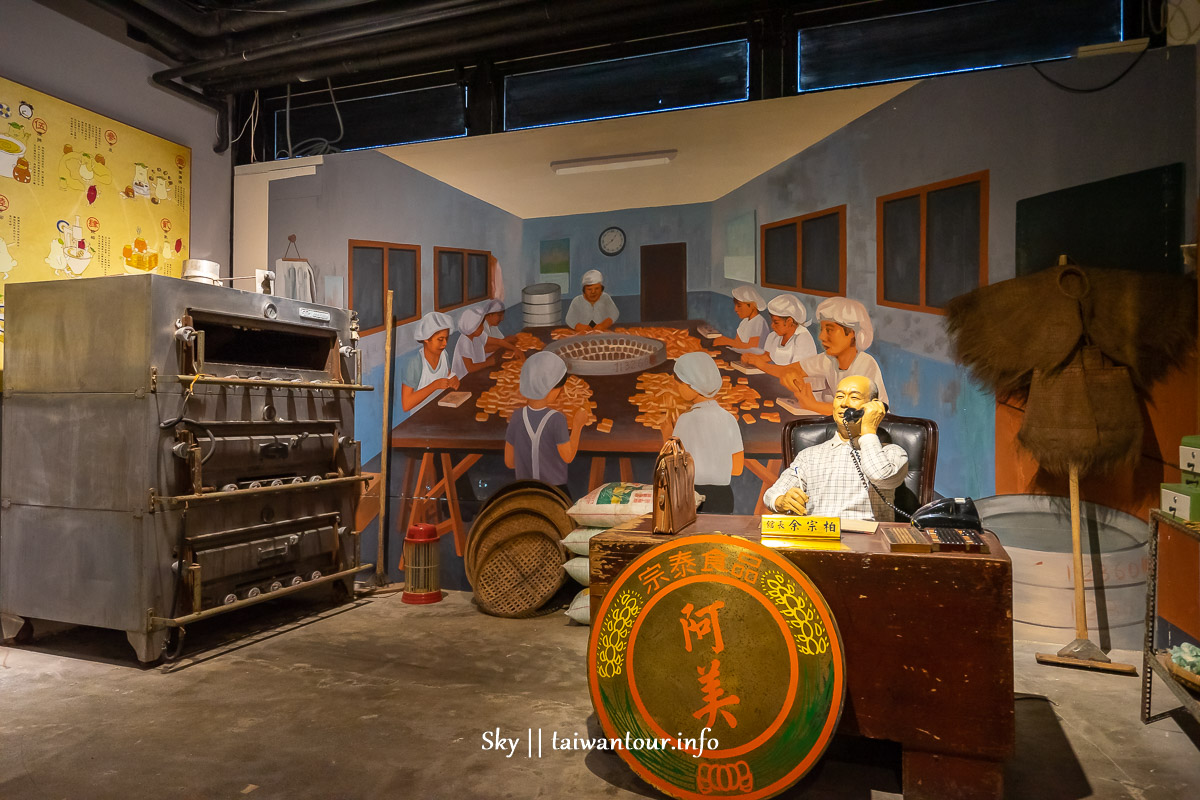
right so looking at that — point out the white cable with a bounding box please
[284,79,345,158]
[230,90,258,144]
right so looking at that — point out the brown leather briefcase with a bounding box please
[652,437,696,534]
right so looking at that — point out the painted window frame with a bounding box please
[347,239,422,337]
[433,246,493,312]
[759,204,847,297]
[875,170,989,315]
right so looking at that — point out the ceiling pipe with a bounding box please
[88,0,224,60]
[125,0,378,37]
[149,75,231,154]
[169,0,537,61]
[200,0,749,93]
[155,0,541,84]
[190,0,646,89]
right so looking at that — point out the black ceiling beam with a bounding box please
[125,0,378,37]
[156,0,541,84]
[195,0,810,94]
[194,0,678,92]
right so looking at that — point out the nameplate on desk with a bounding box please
[761,514,841,539]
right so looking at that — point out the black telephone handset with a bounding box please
[843,400,887,424]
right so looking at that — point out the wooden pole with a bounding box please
[376,290,395,588]
[1068,462,1087,640]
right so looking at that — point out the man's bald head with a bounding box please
[835,374,878,401]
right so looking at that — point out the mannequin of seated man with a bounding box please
[774,374,891,516]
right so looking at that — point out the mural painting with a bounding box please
[0,74,191,371]
[265,48,1196,590]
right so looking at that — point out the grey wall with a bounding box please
[267,149,526,463]
[710,47,1197,363]
[522,203,712,308]
[2,0,232,265]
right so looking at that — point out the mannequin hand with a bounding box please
[777,487,809,515]
[859,400,886,435]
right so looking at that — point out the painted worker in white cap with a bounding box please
[783,296,888,416]
[713,284,770,351]
[565,269,619,332]
[741,293,817,377]
[480,298,524,362]
[504,351,589,496]
[400,310,460,412]
[662,352,744,514]
[450,306,496,379]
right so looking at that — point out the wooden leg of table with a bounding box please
[394,456,416,571]
[902,751,1004,800]
[589,457,607,491]
[743,458,782,515]
[619,457,634,483]
[440,452,467,557]
[412,453,436,525]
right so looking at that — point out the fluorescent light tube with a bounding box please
[551,149,677,174]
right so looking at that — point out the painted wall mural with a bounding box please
[0,74,191,367]
[268,47,1197,587]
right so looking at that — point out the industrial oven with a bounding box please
[0,274,372,661]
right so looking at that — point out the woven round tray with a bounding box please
[465,488,573,581]
[467,510,559,587]
[478,480,570,516]
[474,529,566,618]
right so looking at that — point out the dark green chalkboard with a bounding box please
[1016,163,1185,276]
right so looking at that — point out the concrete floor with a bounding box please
[1,588,1197,800]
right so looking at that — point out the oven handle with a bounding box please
[176,374,373,391]
[155,474,369,508]
[148,563,370,630]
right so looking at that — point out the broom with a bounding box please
[1033,462,1136,675]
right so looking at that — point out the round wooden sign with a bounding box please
[588,534,845,800]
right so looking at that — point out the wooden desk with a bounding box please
[590,514,1015,800]
[389,323,810,553]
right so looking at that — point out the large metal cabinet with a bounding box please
[0,275,370,661]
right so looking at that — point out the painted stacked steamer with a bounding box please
[0,274,370,661]
[521,282,562,327]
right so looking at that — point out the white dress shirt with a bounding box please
[762,433,908,520]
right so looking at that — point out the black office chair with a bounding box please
[780,413,939,517]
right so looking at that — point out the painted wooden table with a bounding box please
[589,514,1015,800]
[389,322,809,554]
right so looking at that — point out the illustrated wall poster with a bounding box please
[0,74,191,367]
[539,237,570,293]
[724,210,756,281]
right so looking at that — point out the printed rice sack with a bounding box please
[564,556,590,586]
[566,482,654,528]
[562,527,606,556]
[565,587,591,625]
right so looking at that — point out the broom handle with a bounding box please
[377,290,395,588]
[1069,463,1088,640]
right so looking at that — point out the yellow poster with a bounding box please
[0,74,191,366]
